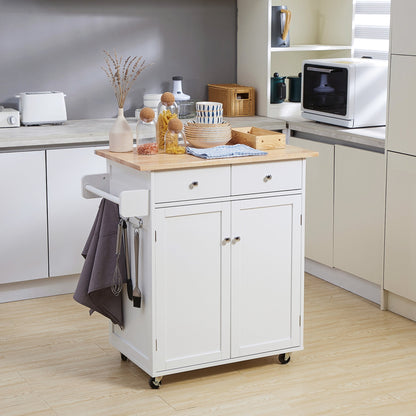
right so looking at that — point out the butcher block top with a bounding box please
[95,145,318,172]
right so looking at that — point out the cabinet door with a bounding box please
[47,147,106,277]
[231,194,302,358]
[387,55,416,157]
[390,0,416,55]
[154,202,231,370]
[0,151,48,283]
[289,137,334,266]
[385,152,416,302]
[334,145,385,284]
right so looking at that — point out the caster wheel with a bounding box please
[278,353,291,364]
[120,353,128,361]
[149,377,162,389]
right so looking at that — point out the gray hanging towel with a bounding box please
[74,199,127,328]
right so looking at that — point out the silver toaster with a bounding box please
[17,91,67,125]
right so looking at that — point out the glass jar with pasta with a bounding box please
[156,92,178,153]
[164,118,187,154]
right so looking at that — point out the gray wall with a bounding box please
[0,0,237,119]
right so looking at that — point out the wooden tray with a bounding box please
[229,127,286,150]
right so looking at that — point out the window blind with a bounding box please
[353,0,391,60]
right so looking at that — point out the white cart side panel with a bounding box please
[108,162,154,374]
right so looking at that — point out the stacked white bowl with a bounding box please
[185,101,231,148]
[195,101,223,124]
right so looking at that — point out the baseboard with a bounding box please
[0,275,79,303]
[385,291,416,322]
[305,259,381,305]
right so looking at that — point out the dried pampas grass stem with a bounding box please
[102,50,150,108]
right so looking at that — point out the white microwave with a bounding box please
[301,58,388,128]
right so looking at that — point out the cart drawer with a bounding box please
[231,160,302,195]
[154,166,230,203]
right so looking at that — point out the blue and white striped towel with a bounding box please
[186,144,267,159]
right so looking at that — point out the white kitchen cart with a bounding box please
[92,146,317,388]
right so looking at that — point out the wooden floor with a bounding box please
[1,274,416,416]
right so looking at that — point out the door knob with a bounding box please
[222,237,231,245]
[232,236,241,243]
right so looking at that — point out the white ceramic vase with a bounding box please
[109,108,133,152]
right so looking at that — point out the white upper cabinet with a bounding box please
[387,55,416,156]
[390,0,416,55]
[0,151,48,284]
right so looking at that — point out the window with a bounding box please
[353,0,391,60]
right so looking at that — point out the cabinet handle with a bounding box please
[189,181,199,189]
[232,236,241,243]
[222,237,231,245]
[264,174,272,182]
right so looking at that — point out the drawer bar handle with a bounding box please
[189,181,199,189]
[264,174,272,182]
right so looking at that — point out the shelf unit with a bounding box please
[271,45,352,53]
[237,0,353,117]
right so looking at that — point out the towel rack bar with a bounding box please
[82,173,149,218]
[85,184,120,205]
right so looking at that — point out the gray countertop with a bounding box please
[0,116,286,151]
[0,113,385,152]
[269,102,385,150]
[287,119,385,151]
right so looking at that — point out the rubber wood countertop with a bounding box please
[95,145,318,172]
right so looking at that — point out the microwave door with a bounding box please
[303,65,348,116]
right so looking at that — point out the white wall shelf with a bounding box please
[237,0,353,117]
[271,45,351,53]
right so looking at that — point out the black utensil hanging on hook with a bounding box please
[132,225,142,308]
[123,220,133,301]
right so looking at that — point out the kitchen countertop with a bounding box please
[0,116,286,151]
[288,120,385,151]
[96,145,318,172]
[0,113,386,152]
[269,102,386,150]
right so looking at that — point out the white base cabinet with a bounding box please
[289,137,334,267]
[0,145,107,291]
[109,159,305,381]
[47,147,106,277]
[288,136,385,286]
[384,152,416,302]
[333,145,385,285]
[0,151,48,284]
